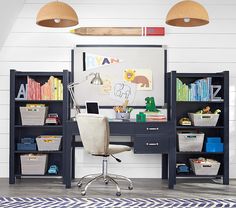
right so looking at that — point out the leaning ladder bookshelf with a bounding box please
[169,71,229,185]
[9,70,70,184]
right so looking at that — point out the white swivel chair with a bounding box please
[76,113,133,196]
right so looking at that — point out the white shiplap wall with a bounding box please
[0,0,24,50]
[1,0,236,178]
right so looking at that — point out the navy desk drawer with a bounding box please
[135,122,172,134]
[133,134,169,154]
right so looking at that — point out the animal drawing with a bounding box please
[102,79,112,93]
[114,83,131,99]
[124,69,150,87]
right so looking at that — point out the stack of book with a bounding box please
[176,77,212,101]
[27,76,63,100]
[144,111,167,121]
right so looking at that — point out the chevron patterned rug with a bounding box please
[0,197,236,208]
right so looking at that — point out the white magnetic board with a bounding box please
[72,45,167,106]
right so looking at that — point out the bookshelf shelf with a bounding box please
[177,152,224,155]
[15,151,63,154]
[169,71,229,184]
[15,100,63,103]
[15,72,64,77]
[14,125,63,128]
[176,126,224,129]
[9,70,70,185]
[176,101,224,103]
[15,174,62,177]
[175,73,224,78]
[176,174,223,178]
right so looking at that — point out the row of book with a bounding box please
[27,76,63,100]
[176,77,212,101]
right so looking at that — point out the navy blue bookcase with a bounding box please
[9,70,70,184]
[169,71,229,184]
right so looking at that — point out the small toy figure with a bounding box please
[136,112,146,122]
[179,117,191,126]
[145,97,159,112]
[195,106,221,115]
[176,163,190,174]
[214,109,221,114]
[48,165,59,175]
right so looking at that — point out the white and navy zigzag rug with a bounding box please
[0,197,236,208]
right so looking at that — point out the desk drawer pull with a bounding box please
[146,142,159,146]
[146,127,159,131]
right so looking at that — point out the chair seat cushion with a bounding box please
[107,144,131,155]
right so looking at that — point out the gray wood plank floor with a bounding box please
[1,178,236,198]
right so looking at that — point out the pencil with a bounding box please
[70,27,165,36]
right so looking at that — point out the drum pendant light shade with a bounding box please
[166,0,209,27]
[36,1,78,27]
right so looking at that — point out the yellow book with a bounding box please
[59,82,63,100]
[48,76,54,100]
[57,79,61,100]
[53,78,58,100]
[60,82,63,100]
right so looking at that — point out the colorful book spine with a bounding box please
[176,77,212,101]
[25,76,63,100]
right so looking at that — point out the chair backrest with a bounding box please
[76,113,110,155]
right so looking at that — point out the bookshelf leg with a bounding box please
[9,177,15,184]
[162,154,168,179]
[168,151,176,189]
[223,177,229,185]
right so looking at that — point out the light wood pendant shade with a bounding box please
[36,1,78,27]
[166,0,209,27]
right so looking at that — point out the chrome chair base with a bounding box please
[77,157,133,196]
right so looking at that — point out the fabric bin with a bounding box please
[178,132,204,152]
[20,154,48,175]
[206,137,221,143]
[17,143,37,151]
[190,159,220,175]
[188,113,219,126]
[20,106,48,125]
[21,137,35,144]
[205,143,223,152]
[36,136,62,151]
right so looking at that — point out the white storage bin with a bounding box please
[178,132,204,152]
[190,159,220,175]
[36,135,62,151]
[20,107,48,125]
[188,113,219,126]
[20,154,48,175]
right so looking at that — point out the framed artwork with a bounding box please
[72,45,167,107]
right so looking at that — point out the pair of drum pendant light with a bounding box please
[36,0,209,28]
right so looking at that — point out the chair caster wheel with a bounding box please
[81,191,86,196]
[77,182,82,188]
[104,179,109,185]
[128,186,133,190]
[116,192,121,197]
